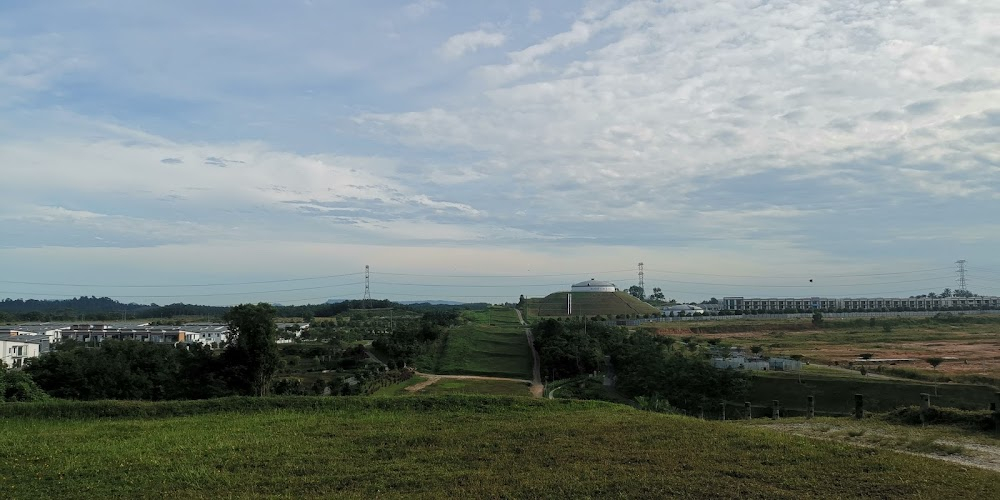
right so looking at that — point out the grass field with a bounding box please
[746,372,999,415]
[419,307,533,379]
[2,396,999,498]
[374,376,532,397]
[528,291,661,318]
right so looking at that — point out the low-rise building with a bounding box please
[0,334,49,368]
[722,295,1000,312]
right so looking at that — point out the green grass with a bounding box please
[748,372,998,415]
[417,379,532,397]
[373,377,533,397]
[423,308,533,379]
[2,397,999,499]
[528,291,661,318]
[372,376,429,396]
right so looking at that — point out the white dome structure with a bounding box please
[571,279,618,293]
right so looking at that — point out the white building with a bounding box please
[60,324,229,346]
[571,279,619,293]
[723,295,1000,312]
[0,334,49,368]
[711,356,801,371]
[662,304,705,315]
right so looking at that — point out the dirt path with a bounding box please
[754,421,1000,473]
[514,308,544,397]
[406,372,536,394]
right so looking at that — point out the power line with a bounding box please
[0,282,365,299]
[0,272,365,288]
[643,267,954,279]
[650,275,954,288]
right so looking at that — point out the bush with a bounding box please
[881,406,998,431]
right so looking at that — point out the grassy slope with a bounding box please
[375,376,532,397]
[748,372,998,414]
[529,291,661,318]
[426,308,533,379]
[1,397,998,499]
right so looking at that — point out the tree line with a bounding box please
[532,319,750,413]
[10,303,281,400]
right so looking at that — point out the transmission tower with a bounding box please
[956,260,968,293]
[363,265,372,309]
[638,262,645,296]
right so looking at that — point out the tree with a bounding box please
[925,357,944,370]
[859,353,874,360]
[941,288,952,298]
[811,311,824,327]
[650,287,665,301]
[750,345,764,355]
[223,303,281,396]
[627,286,645,300]
[0,361,48,402]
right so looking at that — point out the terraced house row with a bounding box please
[722,295,1000,312]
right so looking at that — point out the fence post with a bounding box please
[721,403,726,421]
[854,394,864,419]
[772,400,780,420]
[920,393,931,426]
[807,395,815,419]
[744,401,752,420]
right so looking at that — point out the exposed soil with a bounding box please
[758,422,1000,473]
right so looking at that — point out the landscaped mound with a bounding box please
[1,396,998,498]
[529,291,661,318]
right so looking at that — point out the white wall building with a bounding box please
[662,304,705,315]
[571,279,619,293]
[0,334,49,368]
[723,295,1000,312]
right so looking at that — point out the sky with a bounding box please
[1,0,999,306]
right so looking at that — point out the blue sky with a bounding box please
[1,0,999,306]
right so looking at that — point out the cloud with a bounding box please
[160,157,183,164]
[403,0,443,19]
[528,8,542,24]
[438,30,506,60]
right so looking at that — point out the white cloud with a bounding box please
[528,8,542,24]
[438,30,506,60]
[403,0,443,19]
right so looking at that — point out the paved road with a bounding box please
[514,308,544,397]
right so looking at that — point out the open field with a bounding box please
[419,308,533,379]
[649,315,1000,382]
[528,291,660,318]
[1,396,999,498]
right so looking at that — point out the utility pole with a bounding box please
[638,262,645,298]
[363,265,372,309]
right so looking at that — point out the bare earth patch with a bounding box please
[754,421,1000,474]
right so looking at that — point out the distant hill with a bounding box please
[398,300,467,306]
[527,291,661,318]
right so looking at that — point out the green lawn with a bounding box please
[418,378,532,397]
[372,376,429,396]
[1,397,998,499]
[423,308,533,379]
[373,377,531,397]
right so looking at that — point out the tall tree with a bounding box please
[223,303,280,396]
[627,285,645,300]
